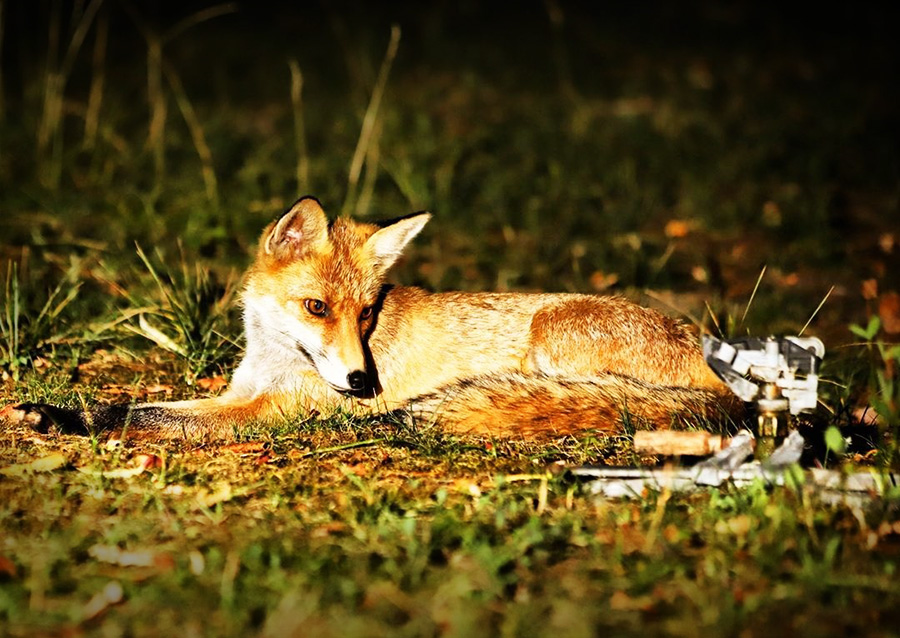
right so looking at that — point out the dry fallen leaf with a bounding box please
[878,292,900,334]
[664,219,692,238]
[589,271,619,291]
[82,581,124,622]
[144,384,174,395]
[197,376,228,392]
[88,544,174,570]
[691,266,709,283]
[609,590,655,612]
[77,454,162,479]
[861,279,879,301]
[81,466,146,479]
[311,522,348,538]
[0,555,18,578]
[136,454,163,470]
[222,442,267,454]
[0,453,67,477]
[197,482,233,508]
[853,407,882,426]
[716,514,752,537]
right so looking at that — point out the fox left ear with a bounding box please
[367,212,431,272]
[264,197,330,260]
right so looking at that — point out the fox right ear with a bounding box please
[264,197,329,260]
[367,212,431,274]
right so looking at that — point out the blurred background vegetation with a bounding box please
[0,0,898,389]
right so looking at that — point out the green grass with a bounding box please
[1,2,900,636]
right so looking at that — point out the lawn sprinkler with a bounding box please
[572,334,898,502]
[630,334,825,460]
[702,335,824,459]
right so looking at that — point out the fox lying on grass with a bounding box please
[4,197,742,440]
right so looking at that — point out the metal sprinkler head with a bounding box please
[702,335,824,459]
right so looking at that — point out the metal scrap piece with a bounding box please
[573,432,898,502]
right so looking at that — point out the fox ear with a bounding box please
[367,212,431,272]
[264,197,329,260]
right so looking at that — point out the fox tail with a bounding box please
[407,372,743,439]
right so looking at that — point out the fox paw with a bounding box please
[0,403,81,433]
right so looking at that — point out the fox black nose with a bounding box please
[347,370,367,391]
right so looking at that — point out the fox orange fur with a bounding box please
[5,197,742,440]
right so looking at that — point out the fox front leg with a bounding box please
[2,395,286,441]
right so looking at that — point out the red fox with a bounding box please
[4,197,742,440]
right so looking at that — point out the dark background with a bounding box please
[1,1,898,341]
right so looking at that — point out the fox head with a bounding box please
[243,197,430,394]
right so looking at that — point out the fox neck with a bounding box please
[229,299,323,398]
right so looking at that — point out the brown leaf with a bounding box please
[861,279,879,301]
[311,522,348,538]
[135,454,164,470]
[77,454,163,479]
[779,272,800,287]
[662,523,681,543]
[664,219,691,238]
[144,384,174,395]
[619,524,647,555]
[878,292,900,334]
[589,271,619,291]
[853,407,882,426]
[197,376,228,392]
[222,442,267,454]
[609,590,655,612]
[0,555,18,578]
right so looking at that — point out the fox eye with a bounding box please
[359,306,374,321]
[304,299,328,317]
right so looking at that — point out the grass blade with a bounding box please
[739,265,766,332]
[799,285,835,337]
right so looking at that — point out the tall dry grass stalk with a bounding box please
[124,2,236,197]
[355,117,381,217]
[83,5,108,149]
[163,60,218,207]
[145,35,166,189]
[36,0,62,185]
[288,59,309,194]
[37,0,105,188]
[342,25,401,218]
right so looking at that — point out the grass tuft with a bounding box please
[0,262,82,380]
[123,244,240,383]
